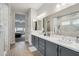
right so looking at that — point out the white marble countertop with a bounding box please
[31,31,79,53]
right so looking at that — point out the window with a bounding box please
[15,28,24,32]
[72,19,79,25]
[61,21,70,26]
[17,28,23,31]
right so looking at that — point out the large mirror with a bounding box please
[34,21,37,30]
[33,19,43,32]
[37,20,43,31]
[58,12,79,37]
[43,18,51,36]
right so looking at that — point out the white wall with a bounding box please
[10,8,15,44]
[25,9,31,44]
[10,10,26,45]
[0,4,5,55]
[25,8,37,45]
[0,4,11,55]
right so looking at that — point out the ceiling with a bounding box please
[9,3,44,13]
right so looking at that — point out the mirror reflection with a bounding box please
[57,12,79,37]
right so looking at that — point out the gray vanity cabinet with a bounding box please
[32,35,79,56]
[46,40,58,56]
[32,35,39,49]
[38,37,46,56]
[32,35,35,46]
[59,46,79,56]
[34,36,39,49]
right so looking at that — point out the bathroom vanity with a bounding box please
[31,33,79,56]
[31,8,79,56]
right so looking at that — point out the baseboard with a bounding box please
[4,51,7,56]
[10,43,15,49]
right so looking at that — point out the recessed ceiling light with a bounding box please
[56,4,61,8]
[36,12,46,20]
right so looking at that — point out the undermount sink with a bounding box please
[58,36,76,44]
[59,40,73,44]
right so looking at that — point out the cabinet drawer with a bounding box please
[38,46,45,56]
[32,35,35,46]
[39,44,45,50]
[59,46,79,56]
[38,38,45,46]
[46,40,57,56]
[34,36,39,49]
[39,42,45,48]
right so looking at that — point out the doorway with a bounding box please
[15,14,25,42]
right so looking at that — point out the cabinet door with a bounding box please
[39,38,45,46]
[46,40,57,56]
[38,45,45,55]
[34,36,39,49]
[59,46,79,56]
[38,37,46,56]
[32,35,35,46]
